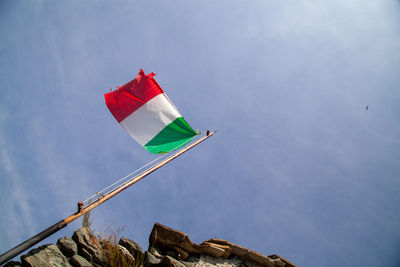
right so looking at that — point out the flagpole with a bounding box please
[0,131,216,265]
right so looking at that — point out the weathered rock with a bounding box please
[118,237,143,259]
[148,223,296,266]
[273,261,286,267]
[198,254,245,267]
[149,223,232,259]
[3,261,22,267]
[118,244,135,263]
[144,251,161,267]
[165,249,178,258]
[72,227,105,265]
[198,241,231,258]
[69,254,93,267]
[160,255,186,267]
[173,246,189,260]
[15,223,295,267]
[205,238,292,267]
[186,255,201,265]
[21,244,72,267]
[57,236,78,258]
[79,247,92,263]
[269,254,294,267]
[148,247,163,258]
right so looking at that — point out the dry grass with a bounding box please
[81,212,144,266]
[82,211,92,228]
[97,223,144,267]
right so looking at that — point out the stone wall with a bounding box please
[3,223,295,267]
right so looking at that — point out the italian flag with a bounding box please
[105,70,198,154]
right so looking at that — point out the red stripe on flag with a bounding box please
[105,69,164,122]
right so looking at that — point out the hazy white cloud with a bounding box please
[0,109,36,249]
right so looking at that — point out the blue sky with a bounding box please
[1,1,400,266]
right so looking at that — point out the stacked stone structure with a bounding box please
[4,223,295,267]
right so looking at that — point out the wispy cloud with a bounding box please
[0,107,36,250]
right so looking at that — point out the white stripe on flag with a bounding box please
[120,93,181,146]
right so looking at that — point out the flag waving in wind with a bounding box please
[105,70,198,154]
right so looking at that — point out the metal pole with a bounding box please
[66,131,215,224]
[0,131,215,265]
[0,220,68,265]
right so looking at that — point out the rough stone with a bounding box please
[273,261,286,267]
[148,223,296,266]
[160,255,186,267]
[21,244,72,267]
[79,247,92,263]
[148,247,163,258]
[149,223,193,252]
[149,223,232,258]
[198,255,245,267]
[118,237,143,259]
[118,244,135,263]
[72,227,105,265]
[269,254,294,267]
[165,249,178,258]
[144,251,161,267]
[205,238,292,267]
[69,254,93,267]
[173,246,189,260]
[3,261,22,267]
[197,242,231,258]
[14,223,295,267]
[57,236,78,258]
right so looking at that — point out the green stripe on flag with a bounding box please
[144,117,197,154]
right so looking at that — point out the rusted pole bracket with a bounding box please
[77,201,84,213]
